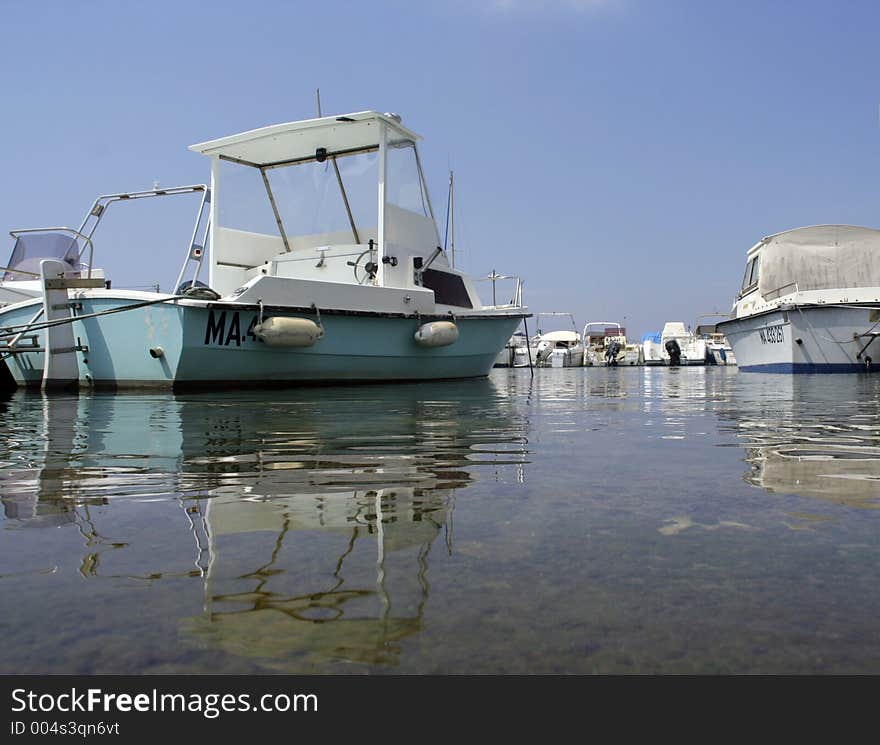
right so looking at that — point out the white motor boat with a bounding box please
[0,110,528,390]
[480,273,527,368]
[694,318,736,365]
[706,335,736,366]
[717,225,880,373]
[642,322,708,366]
[582,321,642,366]
[495,330,529,367]
[641,331,663,365]
[530,312,584,367]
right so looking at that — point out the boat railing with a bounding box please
[0,266,39,278]
[476,272,525,309]
[7,185,210,291]
[535,311,578,335]
[582,321,625,340]
[763,281,799,302]
[7,228,96,279]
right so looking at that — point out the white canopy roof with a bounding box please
[539,330,580,343]
[755,224,880,297]
[188,111,421,167]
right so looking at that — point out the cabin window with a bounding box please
[217,152,379,244]
[267,151,378,241]
[386,142,430,217]
[741,255,760,294]
[217,160,278,235]
[749,254,761,285]
[422,268,473,308]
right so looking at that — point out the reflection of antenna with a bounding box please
[375,491,390,622]
[444,489,456,556]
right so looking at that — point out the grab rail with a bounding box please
[7,184,209,291]
[763,281,799,302]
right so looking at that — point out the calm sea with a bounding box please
[2,366,880,674]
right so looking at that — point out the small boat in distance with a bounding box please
[641,331,663,365]
[582,322,642,366]
[694,320,736,366]
[478,272,528,368]
[643,322,708,366]
[718,225,880,373]
[495,330,529,367]
[531,312,584,367]
[0,111,528,390]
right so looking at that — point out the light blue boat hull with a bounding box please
[1,297,525,389]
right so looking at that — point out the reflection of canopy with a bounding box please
[181,487,450,667]
[182,610,421,668]
[748,445,880,508]
[757,225,880,298]
[539,330,579,343]
[204,489,448,549]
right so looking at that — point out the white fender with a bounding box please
[414,320,459,348]
[254,317,323,347]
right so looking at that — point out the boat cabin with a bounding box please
[734,224,880,318]
[582,322,626,348]
[189,111,483,314]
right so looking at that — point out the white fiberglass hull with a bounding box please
[643,341,707,366]
[533,347,584,367]
[707,343,736,365]
[584,347,643,366]
[719,304,879,373]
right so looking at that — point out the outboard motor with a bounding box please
[605,340,622,366]
[536,340,553,364]
[665,338,682,367]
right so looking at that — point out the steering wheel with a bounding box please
[347,247,378,285]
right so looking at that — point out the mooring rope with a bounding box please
[0,294,186,341]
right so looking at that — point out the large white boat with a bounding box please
[0,111,528,390]
[642,322,707,366]
[530,312,584,367]
[717,225,880,373]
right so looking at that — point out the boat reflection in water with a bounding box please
[716,374,880,510]
[0,378,528,669]
[185,486,452,667]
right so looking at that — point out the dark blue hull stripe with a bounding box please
[739,362,872,374]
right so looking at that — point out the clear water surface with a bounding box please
[2,366,880,674]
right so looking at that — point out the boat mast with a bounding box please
[443,170,456,268]
[449,170,455,269]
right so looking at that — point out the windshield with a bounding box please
[3,232,85,281]
[216,141,436,242]
[218,150,379,246]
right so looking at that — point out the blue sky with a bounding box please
[2,0,878,338]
